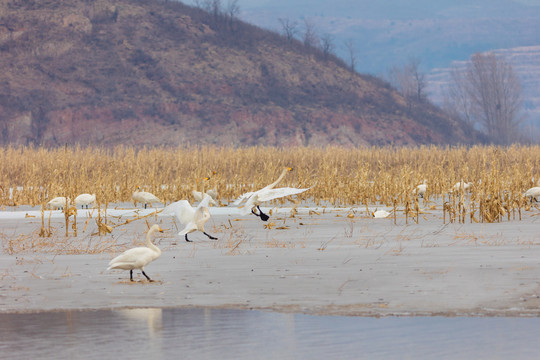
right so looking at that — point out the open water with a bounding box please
[1,308,539,359]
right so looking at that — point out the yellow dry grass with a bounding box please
[0,144,538,219]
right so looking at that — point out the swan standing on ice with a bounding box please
[132,186,161,209]
[163,194,218,242]
[47,196,70,210]
[524,187,540,202]
[192,177,218,206]
[107,224,163,282]
[74,193,96,209]
[233,167,310,221]
[414,180,427,198]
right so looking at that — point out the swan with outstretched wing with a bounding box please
[233,167,310,221]
[163,194,217,242]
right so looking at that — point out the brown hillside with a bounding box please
[0,0,479,147]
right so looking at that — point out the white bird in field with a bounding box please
[163,194,217,242]
[47,196,70,210]
[107,224,163,282]
[132,186,161,209]
[452,181,473,192]
[74,193,96,209]
[524,187,540,202]
[232,167,310,221]
[192,177,218,206]
[414,179,427,198]
[372,209,391,218]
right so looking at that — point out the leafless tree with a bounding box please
[194,0,222,19]
[319,33,335,60]
[225,0,239,21]
[278,17,298,42]
[302,18,319,48]
[224,0,239,30]
[193,0,211,12]
[445,52,523,144]
[442,66,474,126]
[344,39,356,73]
[387,57,427,111]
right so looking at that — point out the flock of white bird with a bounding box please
[52,167,308,282]
[45,167,540,282]
[414,179,540,201]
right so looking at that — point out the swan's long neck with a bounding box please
[265,168,289,190]
[146,226,161,253]
[195,177,210,192]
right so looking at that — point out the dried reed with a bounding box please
[0,145,538,223]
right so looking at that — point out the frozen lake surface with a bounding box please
[1,308,540,360]
[1,203,540,316]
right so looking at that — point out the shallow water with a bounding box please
[1,308,539,360]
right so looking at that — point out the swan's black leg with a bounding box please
[185,234,192,242]
[142,270,153,282]
[257,206,270,221]
[203,232,218,240]
[130,269,134,282]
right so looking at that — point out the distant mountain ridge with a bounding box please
[238,0,540,75]
[237,0,540,139]
[0,0,478,147]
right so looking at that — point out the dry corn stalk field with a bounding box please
[0,145,539,213]
[3,145,540,318]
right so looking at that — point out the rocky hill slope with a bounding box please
[0,0,479,147]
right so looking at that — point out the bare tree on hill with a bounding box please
[344,39,356,73]
[302,18,319,48]
[444,52,523,145]
[387,57,427,112]
[319,33,335,61]
[278,17,298,43]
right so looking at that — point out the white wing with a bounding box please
[162,200,195,225]
[178,222,197,236]
[179,198,211,235]
[232,191,255,206]
[196,193,214,210]
[257,187,310,202]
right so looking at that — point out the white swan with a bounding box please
[132,186,161,209]
[163,194,217,242]
[192,177,218,206]
[47,196,70,210]
[524,187,540,202]
[372,209,391,218]
[74,193,96,209]
[107,224,163,282]
[232,167,310,221]
[414,179,427,198]
[452,180,473,192]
